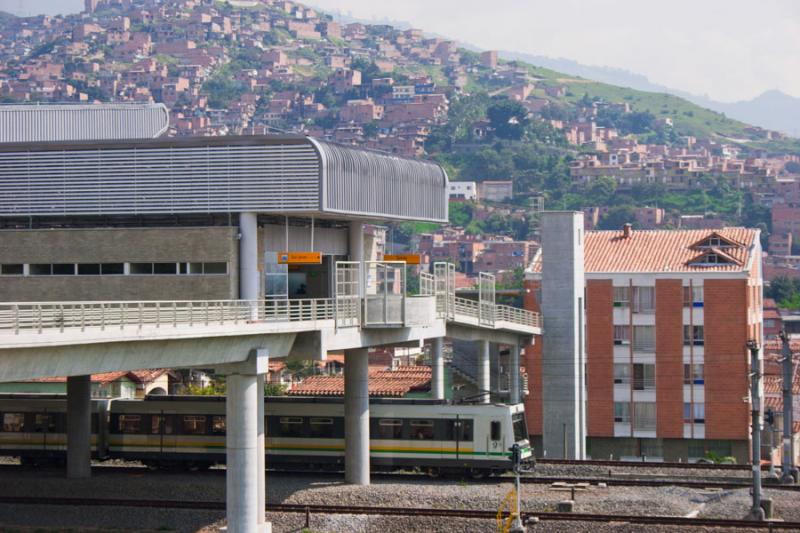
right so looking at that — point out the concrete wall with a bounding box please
[587,437,749,464]
[540,211,586,459]
[0,227,238,301]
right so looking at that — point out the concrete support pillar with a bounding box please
[541,211,586,460]
[240,212,259,317]
[345,348,370,485]
[509,341,521,405]
[66,374,91,479]
[256,373,266,530]
[349,221,364,297]
[478,340,490,404]
[226,372,260,533]
[431,338,445,400]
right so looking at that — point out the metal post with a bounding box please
[478,340,490,404]
[780,331,797,484]
[747,339,765,521]
[66,375,91,479]
[345,348,370,485]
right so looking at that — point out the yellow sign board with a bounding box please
[384,254,421,265]
[278,252,322,264]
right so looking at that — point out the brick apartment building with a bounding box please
[525,226,763,462]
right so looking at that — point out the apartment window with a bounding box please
[613,325,630,345]
[0,264,23,275]
[684,402,705,423]
[633,402,657,430]
[633,363,656,390]
[633,326,656,352]
[683,325,704,346]
[613,286,630,308]
[683,286,704,307]
[613,363,631,384]
[614,402,630,423]
[632,286,655,313]
[683,363,704,385]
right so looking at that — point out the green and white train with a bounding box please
[0,394,532,476]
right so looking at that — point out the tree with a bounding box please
[486,97,529,140]
[448,201,473,226]
[588,176,618,205]
[598,205,636,230]
[766,275,798,303]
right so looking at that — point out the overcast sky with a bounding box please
[2,0,798,102]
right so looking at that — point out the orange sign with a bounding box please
[278,252,322,264]
[384,254,421,265]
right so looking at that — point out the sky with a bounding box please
[2,0,798,102]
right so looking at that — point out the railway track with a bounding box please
[538,458,753,470]
[0,495,797,529]
[3,462,798,492]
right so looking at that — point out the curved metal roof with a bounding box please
[0,135,447,223]
[0,103,169,142]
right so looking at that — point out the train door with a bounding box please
[151,411,176,456]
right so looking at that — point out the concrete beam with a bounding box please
[344,347,370,485]
[0,334,294,383]
[447,323,532,347]
[66,375,91,479]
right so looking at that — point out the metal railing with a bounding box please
[418,272,436,297]
[0,299,337,335]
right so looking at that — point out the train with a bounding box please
[0,394,532,476]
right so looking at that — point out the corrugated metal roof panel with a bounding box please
[0,103,169,142]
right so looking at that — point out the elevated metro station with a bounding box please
[0,135,540,532]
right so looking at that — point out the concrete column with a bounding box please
[541,211,586,460]
[345,348,370,485]
[509,341,521,405]
[349,221,364,298]
[478,340,491,404]
[67,375,91,479]
[256,373,266,529]
[226,372,260,533]
[240,212,259,315]
[431,338,445,400]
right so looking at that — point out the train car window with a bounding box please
[279,417,305,438]
[91,413,98,434]
[211,416,226,435]
[490,421,501,441]
[2,413,24,432]
[182,415,207,435]
[512,413,528,442]
[118,415,141,434]
[34,414,56,433]
[410,420,434,440]
[309,418,334,438]
[150,415,174,435]
[377,419,403,439]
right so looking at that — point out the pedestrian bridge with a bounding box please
[0,262,540,382]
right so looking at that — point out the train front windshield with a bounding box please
[512,412,528,442]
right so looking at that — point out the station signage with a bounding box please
[384,254,421,265]
[278,252,322,264]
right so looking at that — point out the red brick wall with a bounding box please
[586,279,614,436]
[523,279,542,435]
[704,279,750,440]
[655,279,684,438]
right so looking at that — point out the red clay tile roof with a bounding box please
[26,369,168,385]
[529,227,758,274]
[288,366,432,398]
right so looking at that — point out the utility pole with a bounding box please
[780,330,798,484]
[747,339,765,521]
